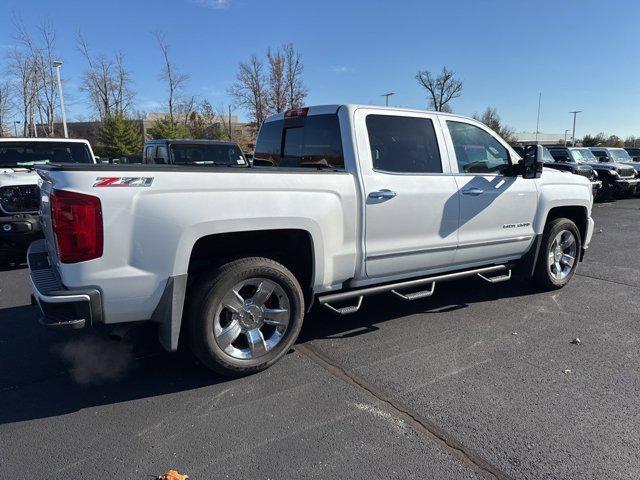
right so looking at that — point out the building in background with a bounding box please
[513,132,569,146]
[23,114,254,152]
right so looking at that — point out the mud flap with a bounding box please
[151,274,188,351]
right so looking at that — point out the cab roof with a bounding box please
[0,137,91,144]
[263,104,475,123]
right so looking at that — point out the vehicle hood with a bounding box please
[0,167,40,187]
[540,167,590,185]
[582,161,622,170]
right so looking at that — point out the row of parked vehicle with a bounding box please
[514,145,640,201]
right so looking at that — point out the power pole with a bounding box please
[569,110,582,147]
[381,92,395,107]
[535,92,542,144]
[52,61,68,138]
[228,105,232,140]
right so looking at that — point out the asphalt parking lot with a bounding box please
[1,198,639,480]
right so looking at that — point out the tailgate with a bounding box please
[36,172,58,265]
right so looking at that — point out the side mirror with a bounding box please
[154,157,167,164]
[522,145,543,179]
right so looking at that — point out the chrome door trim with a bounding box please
[366,235,532,261]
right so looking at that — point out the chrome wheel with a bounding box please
[213,278,291,360]
[547,229,577,281]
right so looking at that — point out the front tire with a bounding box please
[532,218,582,290]
[186,257,305,377]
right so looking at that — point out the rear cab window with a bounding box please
[170,143,246,166]
[0,141,93,168]
[254,114,344,169]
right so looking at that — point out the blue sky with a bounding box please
[1,0,638,137]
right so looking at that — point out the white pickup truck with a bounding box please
[28,105,594,376]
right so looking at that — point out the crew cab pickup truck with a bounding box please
[28,105,595,376]
[0,138,95,263]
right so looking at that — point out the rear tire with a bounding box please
[532,218,581,290]
[186,257,305,377]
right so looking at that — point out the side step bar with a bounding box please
[318,265,510,314]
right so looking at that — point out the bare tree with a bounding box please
[472,106,515,143]
[229,54,268,126]
[415,66,463,112]
[78,33,134,119]
[267,47,287,114]
[176,95,197,127]
[154,32,188,124]
[11,19,65,137]
[0,82,12,136]
[34,22,59,136]
[283,43,307,109]
[8,46,38,136]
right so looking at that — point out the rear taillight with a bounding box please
[51,189,103,263]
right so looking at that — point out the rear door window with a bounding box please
[365,115,442,173]
[254,114,344,169]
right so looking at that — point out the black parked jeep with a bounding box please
[547,146,638,199]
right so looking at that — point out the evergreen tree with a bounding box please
[147,116,191,140]
[96,115,142,158]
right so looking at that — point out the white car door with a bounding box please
[439,117,538,266]
[354,108,460,279]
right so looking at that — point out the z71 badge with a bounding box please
[93,177,154,187]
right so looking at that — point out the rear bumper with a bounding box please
[28,239,102,329]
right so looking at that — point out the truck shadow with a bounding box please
[0,277,541,425]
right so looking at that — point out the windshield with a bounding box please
[170,143,246,166]
[570,148,597,163]
[610,149,632,162]
[0,141,93,168]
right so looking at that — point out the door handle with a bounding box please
[461,187,484,196]
[368,189,397,200]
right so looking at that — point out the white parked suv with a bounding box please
[27,105,595,375]
[0,138,95,263]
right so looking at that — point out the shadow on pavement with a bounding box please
[0,276,540,425]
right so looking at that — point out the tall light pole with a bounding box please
[228,105,234,140]
[52,60,68,138]
[569,110,582,147]
[14,121,20,137]
[535,92,542,144]
[564,129,570,146]
[381,92,395,107]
